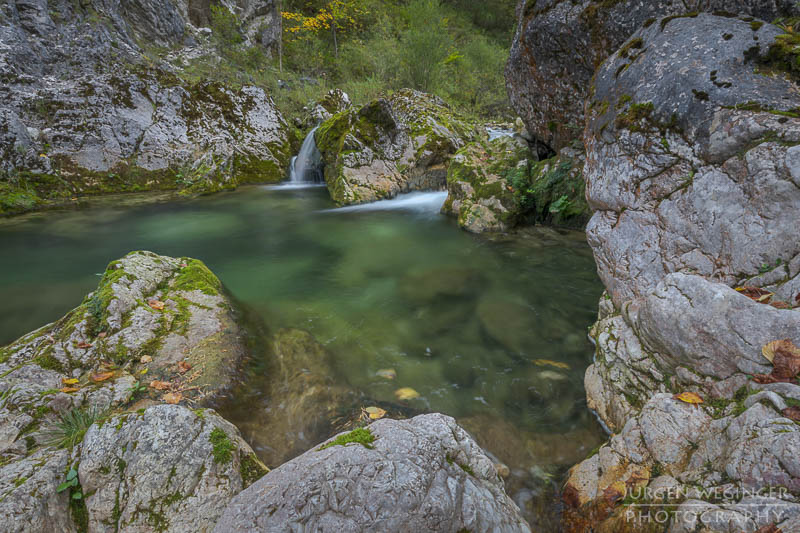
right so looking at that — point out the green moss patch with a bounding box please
[239,452,269,487]
[319,427,375,450]
[171,259,222,295]
[209,427,234,464]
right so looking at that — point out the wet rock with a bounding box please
[214,413,531,532]
[80,404,267,532]
[477,295,539,354]
[315,89,477,205]
[505,0,800,151]
[399,266,484,304]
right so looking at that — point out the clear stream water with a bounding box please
[0,185,605,525]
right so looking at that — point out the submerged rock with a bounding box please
[0,0,291,216]
[315,89,477,205]
[214,413,531,532]
[505,0,800,151]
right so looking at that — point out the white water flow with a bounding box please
[486,127,514,141]
[323,191,448,217]
[289,126,324,185]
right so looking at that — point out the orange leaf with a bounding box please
[177,361,191,373]
[782,406,800,422]
[162,392,182,404]
[76,341,93,349]
[148,300,165,311]
[97,331,107,339]
[735,286,774,304]
[90,371,114,382]
[673,391,703,404]
[149,380,171,391]
[59,387,80,393]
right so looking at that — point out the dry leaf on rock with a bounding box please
[140,355,153,364]
[674,392,703,405]
[76,341,92,349]
[97,332,107,339]
[62,378,79,385]
[364,406,386,420]
[149,380,171,391]
[162,392,182,404]
[754,524,782,533]
[781,406,800,422]
[90,371,114,383]
[148,300,165,311]
[735,286,774,303]
[59,387,80,393]
[394,387,420,400]
[177,361,191,373]
[754,339,800,383]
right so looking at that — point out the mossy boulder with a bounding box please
[0,2,292,217]
[315,89,478,205]
[0,250,266,532]
[443,134,590,233]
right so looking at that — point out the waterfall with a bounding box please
[289,126,324,184]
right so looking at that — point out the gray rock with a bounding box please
[505,0,800,151]
[80,404,267,533]
[215,413,531,532]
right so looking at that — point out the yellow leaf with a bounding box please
[532,359,570,370]
[62,378,79,385]
[394,387,420,401]
[148,300,165,311]
[376,368,396,380]
[90,371,114,383]
[140,368,148,375]
[59,387,80,393]
[365,406,386,420]
[162,392,182,404]
[673,391,703,404]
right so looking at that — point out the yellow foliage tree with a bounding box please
[282,0,365,57]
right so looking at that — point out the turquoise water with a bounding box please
[0,185,605,523]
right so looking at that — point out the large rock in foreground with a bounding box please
[315,89,477,205]
[0,250,266,531]
[0,0,291,216]
[505,0,800,151]
[215,413,531,532]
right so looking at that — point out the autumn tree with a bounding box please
[282,0,366,58]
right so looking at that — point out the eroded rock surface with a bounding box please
[0,0,291,215]
[567,13,800,532]
[215,413,531,532]
[505,0,800,151]
[315,89,477,205]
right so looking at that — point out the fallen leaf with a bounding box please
[736,286,774,304]
[148,300,165,311]
[755,339,800,383]
[782,406,800,422]
[97,332,107,339]
[62,378,79,385]
[76,342,93,349]
[601,482,625,505]
[90,371,114,383]
[140,355,153,364]
[394,387,420,400]
[149,380,171,391]
[533,358,570,370]
[376,368,396,380]
[365,406,386,420]
[754,524,782,533]
[795,293,800,304]
[162,392,182,404]
[674,391,704,404]
[59,387,80,393]
[177,361,191,373]
[140,369,148,375]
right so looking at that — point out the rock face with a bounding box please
[442,134,589,233]
[505,0,800,151]
[315,89,477,205]
[214,413,531,532]
[566,13,800,531]
[0,250,265,532]
[0,0,291,216]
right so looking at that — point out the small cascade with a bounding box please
[289,126,324,184]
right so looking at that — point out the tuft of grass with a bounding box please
[42,407,104,449]
[319,427,375,450]
[209,427,235,464]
